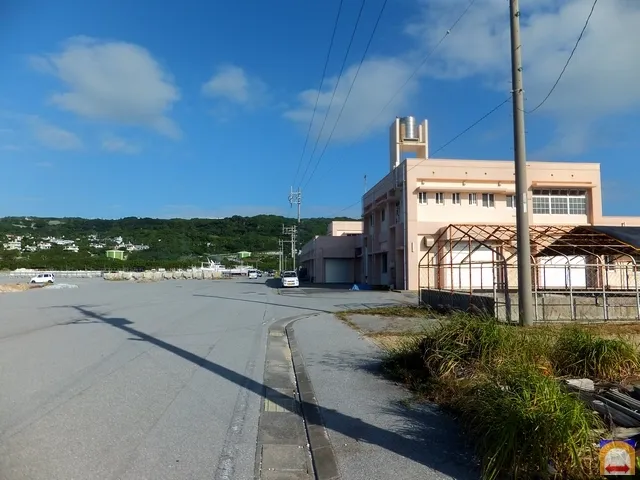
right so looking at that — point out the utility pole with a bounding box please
[282,224,298,271]
[278,238,283,273]
[510,0,534,327]
[288,187,302,224]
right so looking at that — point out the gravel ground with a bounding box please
[292,314,479,480]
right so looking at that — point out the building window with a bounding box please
[381,252,388,274]
[482,193,495,208]
[452,193,461,205]
[369,214,374,226]
[569,196,587,215]
[506,194,516,208]
[381,208,386,222]
[468,193,477,206]
[435,192,445,205]
[418,192,428,204]
[532,189,587,215]
[395,202,401,223]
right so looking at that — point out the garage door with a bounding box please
[448,243,495,290]
[324,258,354,283]
[538,256,586,288]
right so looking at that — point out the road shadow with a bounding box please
[300,282,353,290]
[66,305,478,479]
[232,279,281,289]
[193,293,331,314]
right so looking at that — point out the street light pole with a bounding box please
[509,0,534,326]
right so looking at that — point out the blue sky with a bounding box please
[1,0,638,220]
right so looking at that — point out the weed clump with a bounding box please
[456,365,602,479]
[551,327,640,381]
[381,313,640,479]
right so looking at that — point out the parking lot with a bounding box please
[0,277,415,480]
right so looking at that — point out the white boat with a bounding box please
[194,258,227,273]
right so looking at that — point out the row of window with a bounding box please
[417,189,588,215]
[418,191,506,208]
[531,189,587,215]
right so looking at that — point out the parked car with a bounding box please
[280,270,299,288]
[30,272,55,284]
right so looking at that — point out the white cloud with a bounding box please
[202,64,268,107]
[284,57,419,142]
[30,36,181,139]
[406,0,640,155]
[102,135,140,154]
[30,119,83,150]
[1,144,21,151]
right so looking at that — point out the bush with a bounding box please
[456,365,602,479]
[408,313,551,378]
[551,327,640,381]
[381,316,640,478]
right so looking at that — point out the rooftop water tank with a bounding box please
[400,116,418,140]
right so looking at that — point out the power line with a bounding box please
[300,0,389,190]
[329,96,511,217]
[297,0,368,189]
[303,0,477,189]
[291,0,345,188]
[525,0,598,114]
[407,97,511,174]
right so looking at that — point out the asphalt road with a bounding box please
[0,278,413,480]
[0,278,466,480]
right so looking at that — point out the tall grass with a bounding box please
[457,365,602,479]
[382,314,640,479]
[551,327,640,381]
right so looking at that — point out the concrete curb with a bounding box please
[286,321,341,480]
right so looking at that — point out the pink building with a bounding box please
[299,221,362,284]
[303,117,640,299]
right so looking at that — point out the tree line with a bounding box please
[0,214,356,270]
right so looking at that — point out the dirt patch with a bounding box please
[0,283,32,293]
[335,305,439,341]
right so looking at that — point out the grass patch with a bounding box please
[551,327,640,381]
[380,313,640,479]
[458,365,602,479]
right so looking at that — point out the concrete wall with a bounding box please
[420,288,640,323]
[104,270,226,281]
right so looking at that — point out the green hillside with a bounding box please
[0,215,358,270]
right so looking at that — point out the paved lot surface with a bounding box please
[0,278,471,479]
[292,315,478,480]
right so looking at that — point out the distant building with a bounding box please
[299,221,363,284]
[237,251,252,258]
[106,250,126,260]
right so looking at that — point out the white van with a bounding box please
[30,272,55,284]
[248,269,258,279]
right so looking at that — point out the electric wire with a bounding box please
[525,0,598,114]
[297,0,368,189]
[291,0,345,188]
[300,0,390,190]
[303,0,477,190]
[331,96,512,216]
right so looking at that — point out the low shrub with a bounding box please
[551,327,640,381]
[456,365,602,480]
